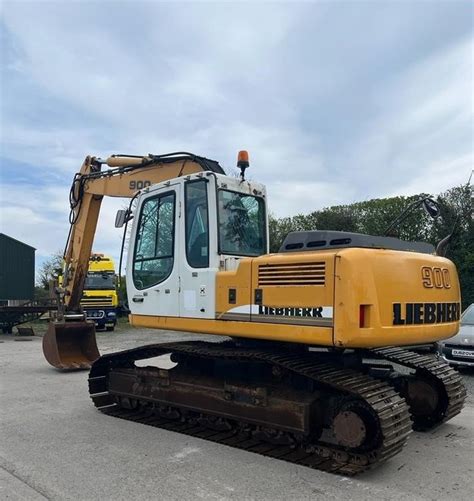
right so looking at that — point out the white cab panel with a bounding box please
[127,181,181,317]
[127,172,268,320]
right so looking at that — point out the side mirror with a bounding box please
[115,209,132,228]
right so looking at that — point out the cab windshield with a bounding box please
[217,189,266,256]
[84,272,115,290]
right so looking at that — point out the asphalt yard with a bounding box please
[1,324,473,500]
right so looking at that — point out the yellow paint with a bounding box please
[332,248,460,347]
[251,252,335,307]
[81,289,118,308]
[216,260,252,320]
[88,255,115,272]
[208,247,461,348]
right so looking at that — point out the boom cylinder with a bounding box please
[105,155,150,167]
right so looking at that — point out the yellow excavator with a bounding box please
[43,151,465,475]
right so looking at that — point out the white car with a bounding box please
[439,303,474,368]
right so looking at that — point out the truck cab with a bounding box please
[81,254,118,331]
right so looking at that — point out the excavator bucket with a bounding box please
[42,321,100,370]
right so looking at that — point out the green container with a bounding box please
[0,233,35,301]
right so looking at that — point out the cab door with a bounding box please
[178,177,218,319]
[127,184,180,317]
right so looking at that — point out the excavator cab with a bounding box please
[43,320,100,370]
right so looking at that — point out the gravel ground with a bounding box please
[1,323,473,500]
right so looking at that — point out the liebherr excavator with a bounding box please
[43,151,465,475]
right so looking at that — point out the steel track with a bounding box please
[89,342,413,475]
[370,347,466,430]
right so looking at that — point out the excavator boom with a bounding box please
[43,153,225,369]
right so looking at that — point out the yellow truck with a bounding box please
[81,254,118,331]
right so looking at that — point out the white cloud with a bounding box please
[0,182,126,269]
[392,153,473,197]
[342,36,473,199]
[267,180,347,217]
[1,124,103,172]
[0,0,472,271]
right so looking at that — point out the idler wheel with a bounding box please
[405,379,439,417]
[400,375,446,430]
[332,410,367,448]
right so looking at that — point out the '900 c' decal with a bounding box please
[421,267,451,289]
[129,180,151,190]
[393,302,460,325]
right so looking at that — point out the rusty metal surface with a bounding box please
[332,411,367,448]
[107,368,314,434]
[0,299,57,332]
[43,321,100,370]
[0,301,56,313]
[89,341,413,475]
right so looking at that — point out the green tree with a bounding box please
[312,206,358,233]
[431,184,473,310]
[37,252,63,289]
[269,213,298,252]
[34,285,51,301]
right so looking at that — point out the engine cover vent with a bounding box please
[258,262,325,286]
[279,230,434,254]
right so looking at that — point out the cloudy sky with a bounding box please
[0,0,473,273]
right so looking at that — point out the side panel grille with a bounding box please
[258,262,326,286]
[81,296,113,306]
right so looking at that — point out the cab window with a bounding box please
[217,189,266,256]
[133,192,175,289]
[185,180,209,268]
[84,272,115,290]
